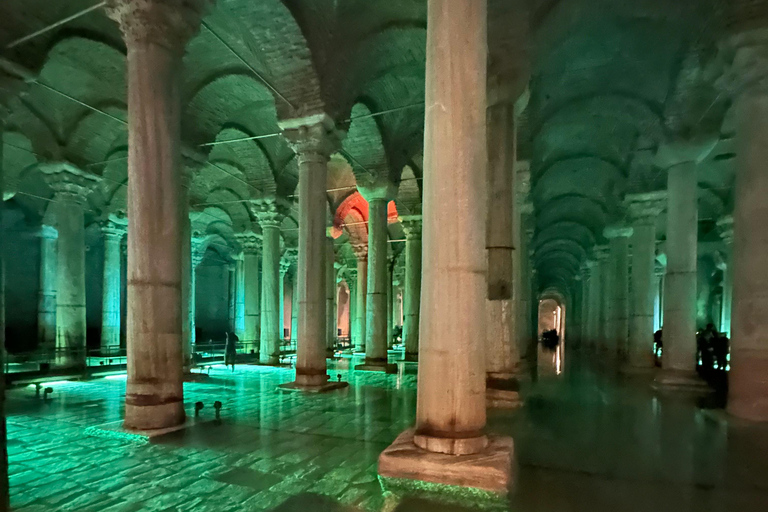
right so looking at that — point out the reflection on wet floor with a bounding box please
[6,354,768,511]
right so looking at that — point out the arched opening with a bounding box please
[538,295,566,375]
[337,280,351,339]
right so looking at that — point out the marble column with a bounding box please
[37,225,58,357]
[358,193,392,371]
[516,213,534,368]
[189,238,204,358]
[655,140,712,388]
[0,110,7,511]
[387,257,394,350]
[234,256,245,340]
[107,0,207,429]
[101,220,126,355]
[236,232,261,350]
[41,165,98,368]
[347,269,358,346]
[326,238,336,354]
[279,258,290,340]
[227,263,236,333]
[626,192,666,370]
[254,198,285,365]
[716,215,733,338]
[380,0,513,493]
[604,226,632,365]
[353,244,368,353]
[722,22,768,419]
[593,246,610,357]
[282,119,344,390]
[582,260,598,350]
[401,217,422,361]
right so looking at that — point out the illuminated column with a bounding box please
[357,190,393,371]
[592,245,609,357]
[716,215,733,338]
[581,261,597,350]
[347,268,357,345]
[401,216,422,361]
[387,255,394,351]
[380,0,513,494]
[227,262,236,333]
[41,165,98,368]
[626,192,665,370]
[326,238,337,353]
[279,257,290,339]
[37,225,58,357]
[516,209,534,368]
[189,237,204,355]
[101,219,127,354]
[281,119,345,390]
[721,18,768,419]
[655,140,712,389]
[236,232,261,350]
[107,0,207,429]
[353,243,368,352]
[604,226,632,365]
[254,198,285,365]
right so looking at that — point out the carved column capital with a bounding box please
[102,221,127,243]
[235,232,261,255]
[400,215,422,240]
[603,225,634,240]
[252,196,289,229]
[593,245,610,261]
[351,242,368,261]
[281,115,341,165]
[106,0,212,52]
[717,214,734,246]
[191,236,206,268]
[40,163,100,205]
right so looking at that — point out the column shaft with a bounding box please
[415,0,488,455]
[38,227,57,357]
[326,238,336,352]
[607,233,630,362]
[403,221,421,360]
[365,199,389,363]
[356,256,367,352]
[260,225,281,364]
[629,222,656,368]
[662,162,698,372]
[101,227,124,354]
[243,249,260,350]
[234,257,245,339]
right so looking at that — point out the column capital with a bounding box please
[40,163,100,204]
[654,138,717,169]
[280,114,341,164]
[625,191,667,222]
[235,232,261,255]
[281,247,297,276]
[593,245,610,261]
[400,215,422,240]
[603,225,633,239]
[101,221,127,242]
[106,0,211,52]
[191,235,206,268]
[351,242,368,261]
[252,196,289,229]
[717,214,734,245]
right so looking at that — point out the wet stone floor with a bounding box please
[6,355,768,512]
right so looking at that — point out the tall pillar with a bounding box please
[379,0,513,497]
[347,268,357,347]
[353,244,368,352]
[593,245,610,359]
[236,233,261,351]
[41,165,98,368]
[101,220,127,355]
[37,225,58,358]
[0,110,8,511]
[655,140,712,389]
[281,119,346,391]
[604,226,632,365]
[581,261,597,350]
[626,192,665,370]
[387,255,394,350]
[326,238,336,354]
[227,262,237,333]
[516,212,534,369]
[234,255,245,339]
[107,0,207,429]
[401,216,422,361]
[357,192,394,372]
[254,198,285,364]
[189,238,204,360]
[721,18,768,419]
[716,215,733,338]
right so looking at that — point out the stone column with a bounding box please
[626,192,666,370]
[716,215,733,338]
[226,262,236,333]
[107,0,207,429]
[379,0,513,494]
[101,220,126,355]
[0,109,8,511]
[357,192,394,372]
[189,238,204,358]
[401,216,422,361]
[279,258,290,339]
[353,244,368,352]
[236,233,261,351]
[721,20,768,419]
[655,141,712,389]
[581,261,597,350]
[234,255,245,340]
[604,226,632,365]
[281,119,345,390]
[254,198,285,365]
[516,212,534,369]
[326,238,336,354]
[347,268,357,346]
[40,165,98,368]
[37,225,58,358]
[592,245,610,358]
[387,256,394,350]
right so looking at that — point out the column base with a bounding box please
[124,400,185,431]
[355,359,398,374]
[486,376,522,409]
[378,429,514,509]
[652,369,711,393]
